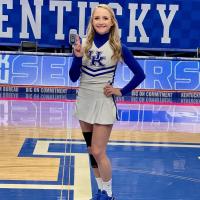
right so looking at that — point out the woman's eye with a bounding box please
[93,16,110,20]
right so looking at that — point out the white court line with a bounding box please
[33,140,92,200]
[108,142,200,148]
[0,184,73,190]
[33,140,84,156]
[33,140,200,157]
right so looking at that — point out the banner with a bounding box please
[0,0,199,51]
[0,53,200,92]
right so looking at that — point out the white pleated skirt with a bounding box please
[74,88,118,124]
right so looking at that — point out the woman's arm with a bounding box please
[120,44,145,96]
[69,36,83,82]
[69,57,82,82]
[104,44,145,97]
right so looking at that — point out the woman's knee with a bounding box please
[91,146,105,160]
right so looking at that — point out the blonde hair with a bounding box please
[84,4,122,62]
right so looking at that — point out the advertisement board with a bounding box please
[1,53,200,90]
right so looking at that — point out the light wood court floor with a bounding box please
[0,98,200,200]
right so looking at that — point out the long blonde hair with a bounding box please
[84,4,122,62]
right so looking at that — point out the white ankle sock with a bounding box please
[102,179,112,197]
[95,177,103,191]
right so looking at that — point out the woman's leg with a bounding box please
[91,124,113,196]
[79,120,102,190]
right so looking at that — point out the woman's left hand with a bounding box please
[104,84,122,97]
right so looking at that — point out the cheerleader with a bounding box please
[69,4,145,200]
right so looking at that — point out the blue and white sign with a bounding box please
[0,0,199,51]
[0,53,200,91]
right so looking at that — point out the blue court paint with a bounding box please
[0,189,73,200]
[108,144,200,200]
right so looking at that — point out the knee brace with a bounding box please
[82,132,92,147]
[82,132,98,168]
[89,154,98,168]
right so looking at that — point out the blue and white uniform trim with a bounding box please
[81,65,116,77]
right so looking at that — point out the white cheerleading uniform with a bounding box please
[74,38,118,124]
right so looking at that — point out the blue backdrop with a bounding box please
[0,0,199,51]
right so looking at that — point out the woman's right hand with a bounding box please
[73,35,83,57]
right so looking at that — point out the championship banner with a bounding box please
[0,52,200,98]
[0,0,199,51]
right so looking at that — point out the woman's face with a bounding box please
[92,7,113,35]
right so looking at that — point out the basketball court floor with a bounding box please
[0,95,200,200]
